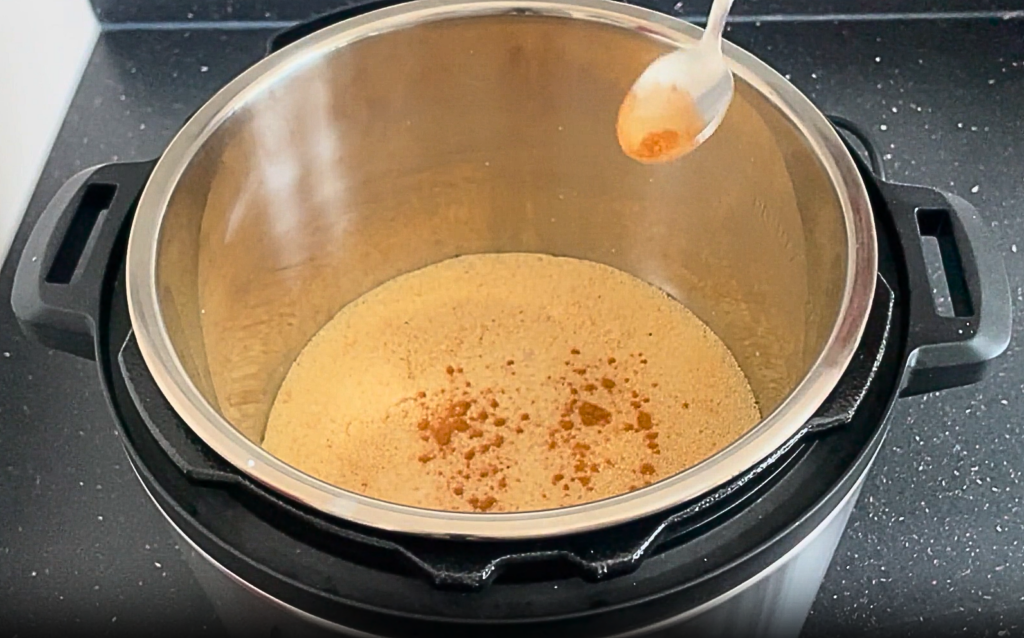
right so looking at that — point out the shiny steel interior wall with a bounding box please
[153,12,848,443]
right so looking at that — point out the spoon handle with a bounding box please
[701,0,735,50]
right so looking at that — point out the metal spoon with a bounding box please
[616,0,736,164]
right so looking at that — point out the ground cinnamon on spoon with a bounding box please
[617,85,706,163]
[636,130,683,161]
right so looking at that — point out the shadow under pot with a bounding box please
[11,1,1011,637]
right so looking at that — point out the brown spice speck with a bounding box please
[640,462,656,476]
[418,453,435,463]
[469,495,498,511]
[583,383,597,392]
[636,411,653,431]
[446,365,455,375]
[601,377,616,390]
[493,417,507,427]
[608,357,617,365]
[427,400,476,445]
[552,473,565,484]
[579,401,612,426]
[571,348,581,355]
[433,422,457,445]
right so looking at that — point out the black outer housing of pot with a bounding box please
[7,107,1012,636]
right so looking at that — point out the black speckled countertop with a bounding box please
[1,10,1022,638]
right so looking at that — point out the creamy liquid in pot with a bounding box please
[263,253,760,513]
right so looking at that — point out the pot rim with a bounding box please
[125,0,877,540]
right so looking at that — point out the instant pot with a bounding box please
[11,0,1012,636]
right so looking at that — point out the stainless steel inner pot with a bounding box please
[126,0,877,539]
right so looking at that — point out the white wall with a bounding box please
[0,0,99,264]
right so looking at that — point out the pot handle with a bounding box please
[880,180,1012,396]
[266,0,408,55]
[11,160,156,359]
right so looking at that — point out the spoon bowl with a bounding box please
[616,0,736,163]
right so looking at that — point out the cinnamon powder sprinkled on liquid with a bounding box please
[262,253,760,513]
